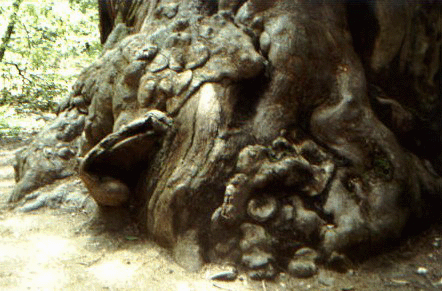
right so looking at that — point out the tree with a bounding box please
[10,0,442,278]
[0,0,23,63]
[0,0,101,113]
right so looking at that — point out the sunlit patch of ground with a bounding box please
[0,106,56,138]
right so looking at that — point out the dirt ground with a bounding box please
[1,138,442,291]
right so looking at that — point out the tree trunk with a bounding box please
[0,0,23,62]
[11,0,442,278]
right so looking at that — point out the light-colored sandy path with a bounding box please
[0,147,279,291]
[0,148,16,204]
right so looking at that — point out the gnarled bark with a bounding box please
[11,0,442,278]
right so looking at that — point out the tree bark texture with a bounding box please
[10,0,442,277]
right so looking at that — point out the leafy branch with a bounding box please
[4,61,31,83]
[0,0,101,113]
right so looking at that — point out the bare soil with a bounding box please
[1,140,442,291]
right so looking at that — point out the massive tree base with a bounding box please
[10,0,442,278]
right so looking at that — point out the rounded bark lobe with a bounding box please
[11,0,442,277]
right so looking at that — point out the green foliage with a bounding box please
[0,109,20,138]
[68,0,97,13]
[0,0,101,113]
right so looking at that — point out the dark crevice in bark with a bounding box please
[345,0,379,68]
[368,62,442,168]
[98,0,116,44]
[230,73,269,128]
[198,0,219,16]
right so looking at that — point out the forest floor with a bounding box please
[1,117,442,290]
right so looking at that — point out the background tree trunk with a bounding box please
[0,0,23,62]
